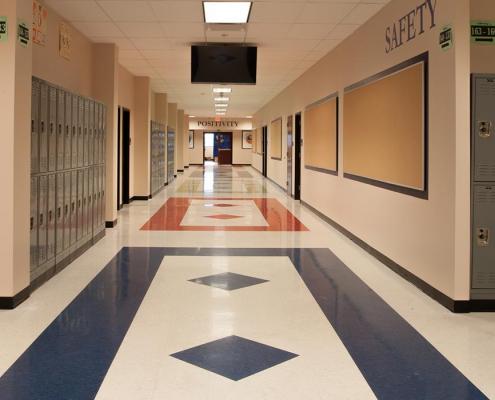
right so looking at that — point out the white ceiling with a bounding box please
[45,0,390,117]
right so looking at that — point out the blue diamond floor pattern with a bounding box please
[189,271,269,291]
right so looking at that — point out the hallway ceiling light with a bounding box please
[214,97,229,102]
[213,87,232,93]
[245,116,252,118]
[215,103,228,107]
[203,2,252,24]
[216,112,226,115]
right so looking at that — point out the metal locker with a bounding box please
[88,167,94,236]
[77,169,83,241]
[84,99,90,167]
[71,95,78,169]
[78,97,84,168]
[70,170,77,246]
[94,104,100,165]
[100,165,105,229]
[31,79,40,174]
[47,174,56,261]
[89,101,94,166]
[95,166,101,232]
[101,106,106,164]
[63,172,71,251]
[30,176,38,271]
[39,82,48,173]
[38,175,48,265]
[83,168,88,238]
[64,92,72,170]
[48,85,57,172]
[56,173,64,255]
[56,88,65,171]
[473,76,495,182]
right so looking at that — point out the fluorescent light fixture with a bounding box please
[189,115,196,118]
[214,97,229,102]
[203,2,252,24]
[245,115,252,118]
[215,104,228,108]
[213,87,232,93]
[216,113,226,116]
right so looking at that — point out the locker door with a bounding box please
[38,175,48,266]
[101,106,106,164]
[47,174,56,261]
[78,97,84,168]
[84,99,90,167]
[101,165,106,228]
[57,88,65,171]
[83,168,88,238]
[64,92,72,170]
[48,85,57,172]
[31,79,40,174]
[39,82,48,173]
[95,166,101,232]
[77,169,83,241]
[30,176,38,271]
[88,167,94,236]
[89,101,94,166]
[71,95,78,169]
[56,173,64,255]
[70,170,77,246]
[94,104,100,165]
[63,172,71,251]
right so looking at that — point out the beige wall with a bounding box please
[183,114,190,166]
[253,0,472,300]
[133,77,151,196]
[233,131,253,164]
[189,131,204,164]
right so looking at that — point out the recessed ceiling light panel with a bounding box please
[214,97,229,102]
[203,2,252,24]
[213,87,232,93]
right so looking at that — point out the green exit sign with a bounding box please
[471,21,495,44]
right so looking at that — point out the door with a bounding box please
[117,107,121,209]
[294,113,302,200]
[122,109,131,204]
[287,115,293,196]
[215,132,232,165]
[262,126,268,177]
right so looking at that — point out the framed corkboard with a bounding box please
[304,93,338,175]
[256,128,262,154]
[343,52,428,199]
[270,118,282,160]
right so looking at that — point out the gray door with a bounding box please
[30,176,38,270]
[287,115,293,196]
[48,85,57,172]
[31,79,40,174]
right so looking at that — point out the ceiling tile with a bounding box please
[161,22,205,38]
[246,23,291,41]
[98,1,157,22]
[249,2,305,24]
[45,0,109,22]
[90,36,136,49]
[150,1,204,23]
[117,22,164,38]
[341,3,385,25]
[327,24,359,40]
[72,21,124,37]
[131,38,175,50]
[297,3,356,24]
[287,23,335,40]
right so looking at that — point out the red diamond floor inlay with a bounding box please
[206,214,243,220]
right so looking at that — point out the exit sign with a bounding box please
[471,21,495,44]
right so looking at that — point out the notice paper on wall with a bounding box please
[32,0,48,46]
[439,25,453,51]
[17,19,29,47]
[0,17,7,42]
[471,20,495,45]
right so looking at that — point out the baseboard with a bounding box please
[177,169,184,173]
[232,163,251,166]
[164,182,169,187]
[174,174,177,178]
[189,163,203,166]
[130,195,150,201]
[105,219,118,228]
[184,165,189,169]
[301,200,491,313]
[0,286,30,309]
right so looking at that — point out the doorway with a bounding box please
[203,132,233,165]
[117,107,131,209]
[262,126,268,177]
[294,113,302,200]
[287,115,293,197]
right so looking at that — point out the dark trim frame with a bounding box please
[304,92,339,175]
[343,52,429,200]
[188,130,194,149]
[0,286,30,309]
[241,130,254,149]
[270,117,283,161]
[105,219,118,228]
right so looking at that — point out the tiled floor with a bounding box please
[0,164,494,400]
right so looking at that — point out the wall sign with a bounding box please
[32,0,47,46]
[190,118,253,131]
[439,25,453,51]
[18,20,30,47]
[471,21,495,45]
[0,17,7,42]
[197,120,239,128]
[59,22,71,60]
[385,0,437,54]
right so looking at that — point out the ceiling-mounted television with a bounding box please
[191,44,257,85]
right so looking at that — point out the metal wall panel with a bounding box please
[48,85,57,172]
[64,172,71,251]
[70,170,77,246]
[38,175,48,265]
[56,173,64,255]
[77,169,83,241]
[30,176,38,270]
[31,79,40,174]
[78,97,84,168]
[47,174,56,261]
[39,82,48,173]
[84,99,90,167]
[57,88,65,171]
[71,95,78,169]
[89,101,94,166]
[64,92,72,170]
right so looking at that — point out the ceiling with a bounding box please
[45,0,390,117]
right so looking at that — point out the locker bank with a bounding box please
[1,0,495,399]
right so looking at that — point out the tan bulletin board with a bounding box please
[270,118,282,160]
[304,95,338,174]
[343,53,427,198]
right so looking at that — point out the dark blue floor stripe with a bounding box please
[0,247,487,400]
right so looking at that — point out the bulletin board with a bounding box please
[304,94,338,174]
[343,53,428,198]
[270,118,282,160]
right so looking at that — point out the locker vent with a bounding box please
[478,81,495,96]
[476,164,495,180]
[474,271,495,288]
[474,186,495,203]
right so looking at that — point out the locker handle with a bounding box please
[31,120,34,132]
[73,127,76,136]
[65,204,69,215]
[71,202,75,212]
[78,200,81,208]
[50,122,54,134]
[41,121,45,132]
[58,124,62,134]
[57,207,61,219]
[30,217,34,230]
[39,213,44,225]
[49,210,53,221]
[65,126,69,136]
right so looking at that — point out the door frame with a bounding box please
[287,115,293,197]
[203,131,233,165]
[262,126,268,177]
[117,106,131,210]
[294,113,302,200]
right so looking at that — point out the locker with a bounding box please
[31,79,40,174]
[94,104,100,165]
[64,92,72,170]
[39,82,48,173]
[56,88,65,171]
[38,175,48,265]
[77,169,83,241]
[88,167,94,236]
[78,97,84,168]
[30,176,38,270]
[56,173,64,255]
[100,165,105,229]
[70,170,77,246]
[47,174,56,260]
[84,99,90,167]
[95,166,101,232]
[71,95,78,169]
[48,85,57,172]
[83,168,88,238]
[101,106,106,164]
[63,172,71,251]
[89,101,94,166]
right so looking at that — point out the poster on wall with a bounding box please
[32,0,48,46]
[17,20,30,47]
[0,17,8,42]
[59,22,71,60]
[188,130,194,149]
[242,130,253,149]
